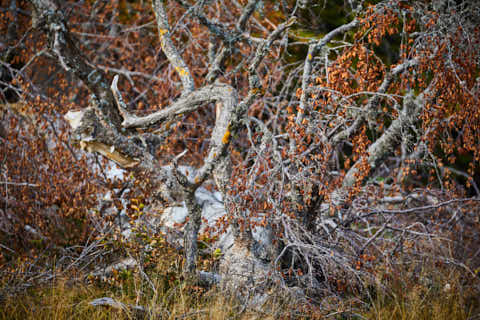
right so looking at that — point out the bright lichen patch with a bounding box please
[158,28,168,36]
[222,130,231,144]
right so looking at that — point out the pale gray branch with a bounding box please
[342,90,426,188]
[296,19,359,124]
[331,59,418,145]
[152,0,195,94]
[119,83,237,129]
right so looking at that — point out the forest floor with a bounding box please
[1,234,479,320]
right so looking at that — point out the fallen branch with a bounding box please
[89,297,146,318]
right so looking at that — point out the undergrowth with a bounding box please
[0,217,478,319]
[1,236,479,320]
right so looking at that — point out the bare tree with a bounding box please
[25,0,296,283]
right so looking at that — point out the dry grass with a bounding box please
[1,265,478,320]
[0,282,120,320]
[0,278,274,320]
[359,264,480,320]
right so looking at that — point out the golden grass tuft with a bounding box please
[0,277,275,320]
[360,264,480,320]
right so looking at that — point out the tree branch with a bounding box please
[342,85,432,189]
[331,59,418,145]
[152,0,195,94]
[296,19,359,125]
[29,0,123,128]
[119,83,237,129]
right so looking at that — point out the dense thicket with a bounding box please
[1,0,479,304]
